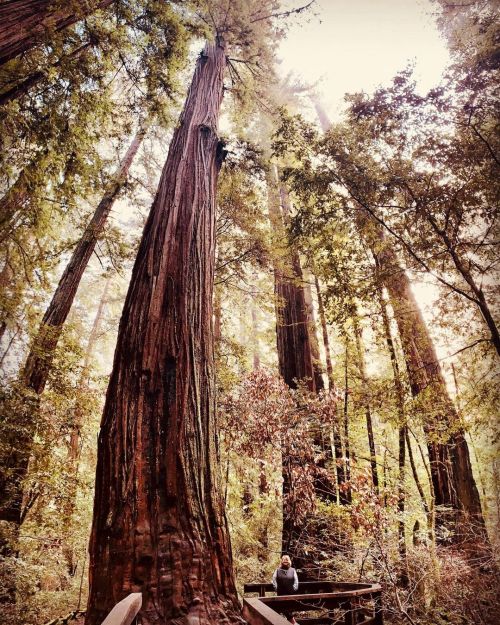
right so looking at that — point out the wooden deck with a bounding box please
[243,581,383,625]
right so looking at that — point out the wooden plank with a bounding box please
[100,593,142,625]
[242,598,291,625]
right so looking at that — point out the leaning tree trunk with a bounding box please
[0,126,145,527]
[0,0,114,66]
[86,40,241,625]
[370,233,487,544]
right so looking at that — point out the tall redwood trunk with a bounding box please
[0,127,145,526]
[268,166,317,392]
[371,231,487,541]
[267,166,317,569]
[86,40,240,625]
[0,0,114,66]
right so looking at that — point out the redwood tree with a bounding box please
[0,0,114,66]
[86,40,241,625]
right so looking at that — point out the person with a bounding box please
[272,555,299,624]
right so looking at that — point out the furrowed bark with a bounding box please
[86,40,241,625]
[0,126,145,526]
[0,0,114,66]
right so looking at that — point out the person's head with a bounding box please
[280,555,292,569]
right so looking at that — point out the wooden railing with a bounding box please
[100,593,142,625]
[243,581,383,625]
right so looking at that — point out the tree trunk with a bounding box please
[0,0,114,67]
[343,339,352,504]
[302,268,324,391]
[267,165,317,393]
[377,285,407,576]
[314,273,334,388]
[353,316,379,494]
[0,126,145,527]
[371,236,487,541]
[86,40,241,625]
[63,275,111,576]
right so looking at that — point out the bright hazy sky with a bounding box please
[276,1,463,366]
[278,0,450,120]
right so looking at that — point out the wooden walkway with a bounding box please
[58,581,382,625]
[243,581,383,625]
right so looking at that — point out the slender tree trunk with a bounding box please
[314,273,334,388]
[377,285,407,575]
[353,316,379,494]
[0,126,145,527]
[63,275,111,576]
[251,304,260,369]
[0,0,114,66]
[343,339,352,504]
[86,40,241,625]
[0,41,92,105]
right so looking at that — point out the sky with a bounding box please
[276,1,469,368]
[278,0,450,121]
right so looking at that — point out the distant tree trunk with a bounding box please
[377,286,407,577]
[370,236,487,542]
[63,275,111,576]
[86,40,241,625]
[0,126,145,527]
[0,41,92,105]
[353,316,379,494]
[267,166,317,392]
[251,304,260,369]
[302,268,324,390]
[0,0,114,67]
[314,274,334,388]
[343,339,352,504]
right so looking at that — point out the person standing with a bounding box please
[272,555,299,623]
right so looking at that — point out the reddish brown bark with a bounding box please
[0,127,145,526]
[268,168,318,393]
[86,40,240,625]
[0,0,114,66]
